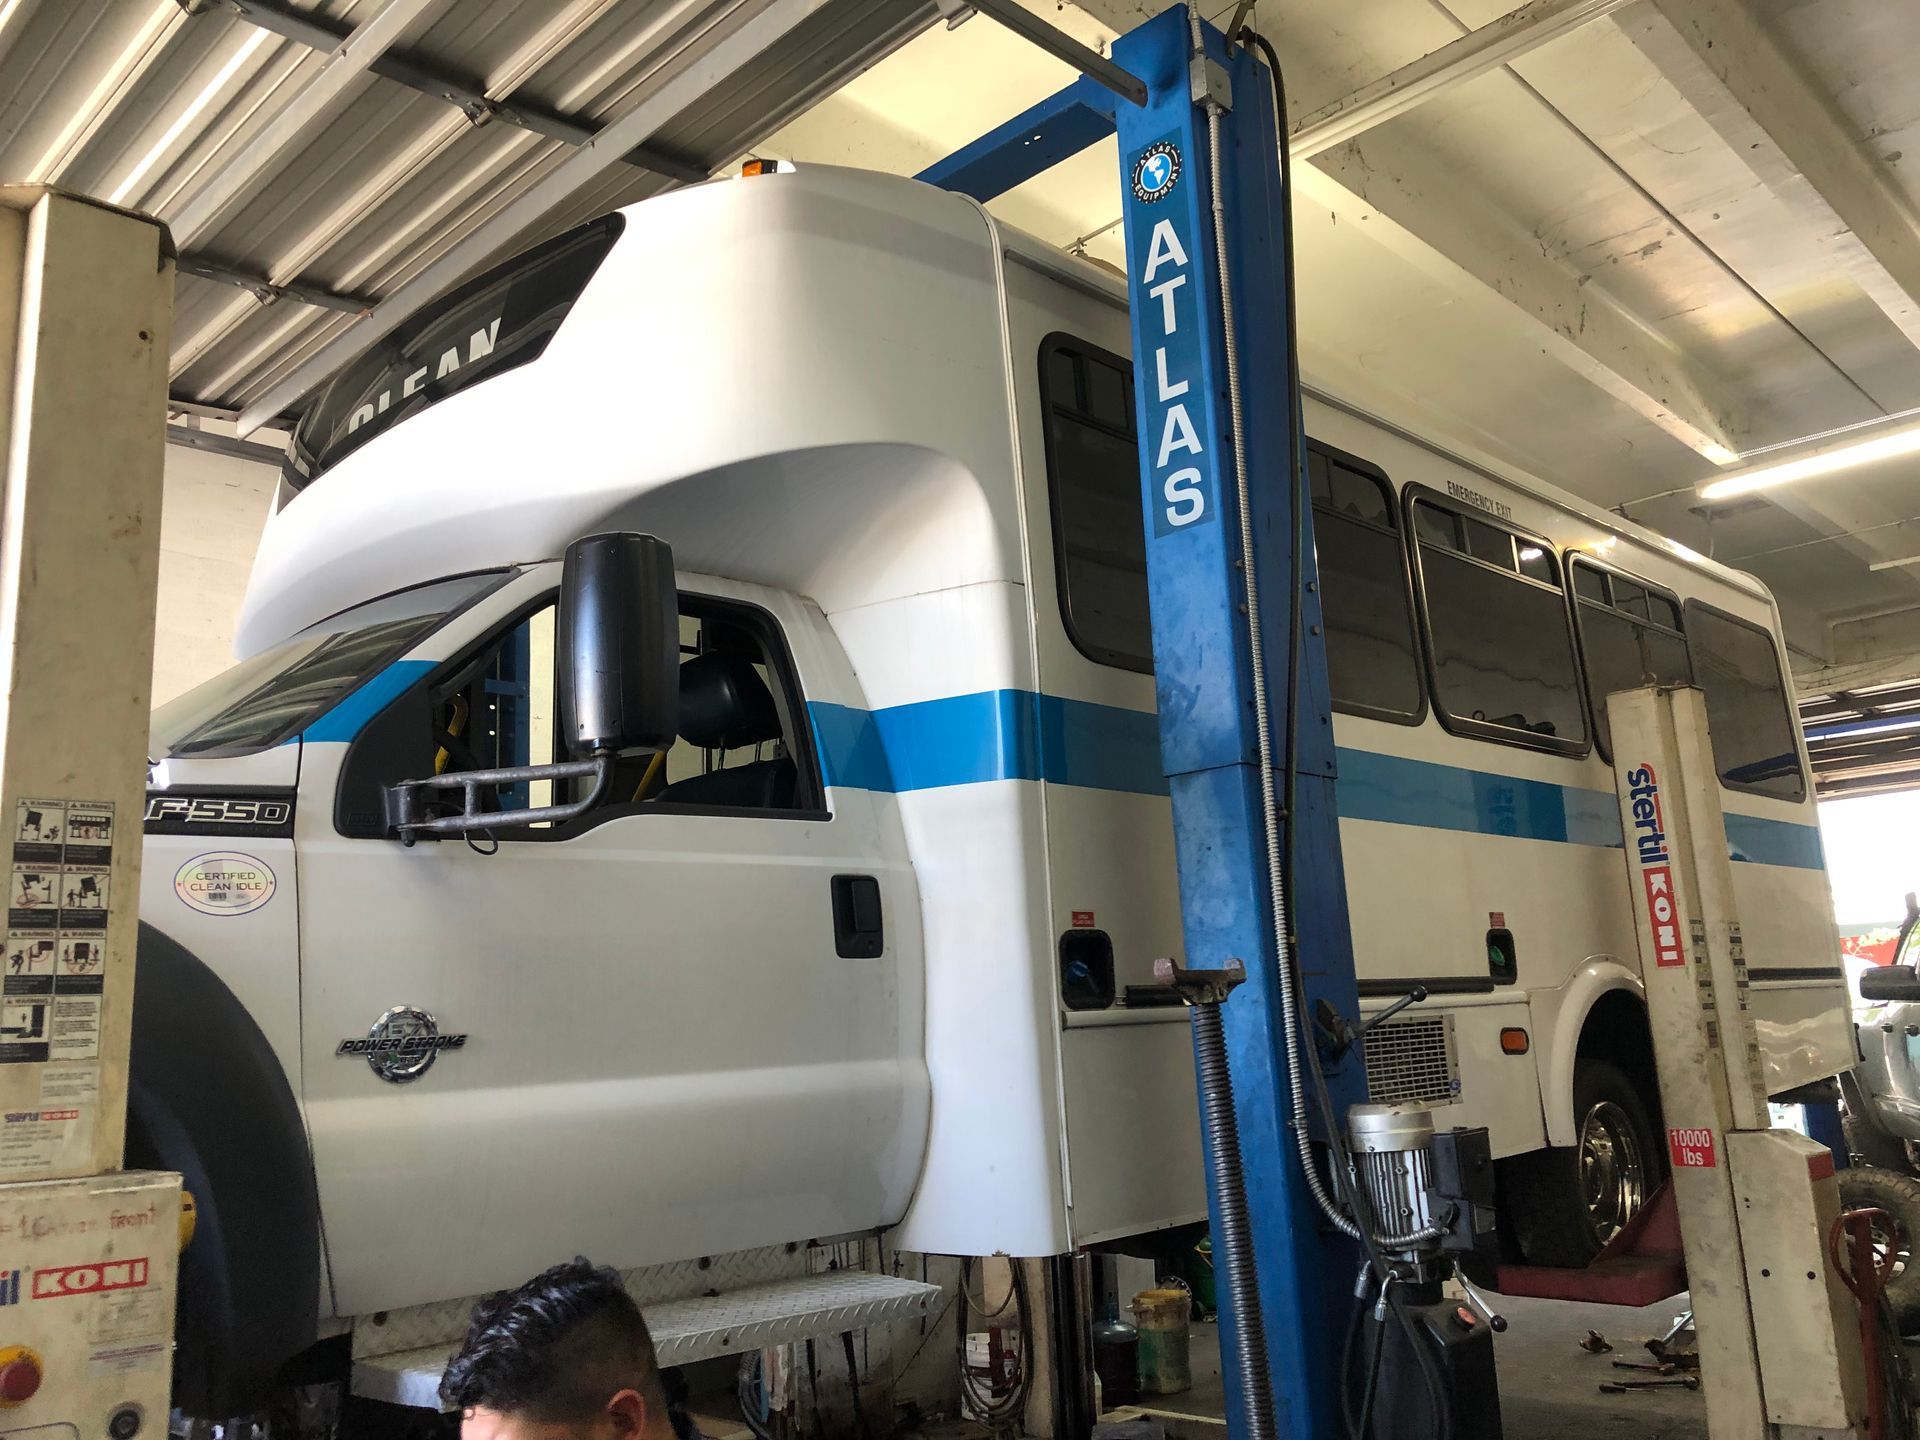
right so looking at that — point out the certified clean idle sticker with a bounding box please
[174,853,275,916]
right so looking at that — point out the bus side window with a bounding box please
[1039,337,1428,726]
[1408,494,1588,755]
[1568,560,1692,762]
[1682,601,1807,802]
[1040,336,1152,673]
[1308,444,1423,723]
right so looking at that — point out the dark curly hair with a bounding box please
[440,1258,662,1422]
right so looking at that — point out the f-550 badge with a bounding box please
[144,793,293,837]
[337,1006,466,1084]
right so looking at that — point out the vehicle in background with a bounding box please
[1836,938,1920,1329]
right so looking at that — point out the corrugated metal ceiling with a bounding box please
[0,0,934,418]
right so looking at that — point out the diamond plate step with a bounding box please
[353,1270,945,1410]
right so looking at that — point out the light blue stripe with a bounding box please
[1335,747,1624,848]
[1725,811,1825,870]
[290,660,434,745]
[807,690,1824,869]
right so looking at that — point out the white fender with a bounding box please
[1531,956,1645,1147]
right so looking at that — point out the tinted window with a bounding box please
[151,573,505,758]
[1040,339,1152,671]
[287,215,624,490]
[1684,603,1806,801]
[388,595,820,838]
[1311,449,1422,722]
[1569,561,1692,761]
[1411,497,1586,751]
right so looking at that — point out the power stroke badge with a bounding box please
[337,1006,466,1083]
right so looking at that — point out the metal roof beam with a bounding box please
[1626,0,1920,353]
[236,0,860,433]
[1289,0,1636,159]
[186,0,710,184]
[166,423,286,467]
[962,0,1146,108]
[167,0,445,248]
[1299,132,1748,462]
[175,254,374,315]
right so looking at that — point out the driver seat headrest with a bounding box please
[677,652,782,750]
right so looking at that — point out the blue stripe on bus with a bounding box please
[289,660,435,745]
[288,668,1823,869]
[807,692,1168,796]
[809,691,1825,869]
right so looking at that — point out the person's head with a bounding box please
[441,1258,670,1440]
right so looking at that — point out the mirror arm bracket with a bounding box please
[386,754,614,843]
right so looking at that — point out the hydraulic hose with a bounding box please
[1182,0,1444,1253]
[1193,1001,1277,1440]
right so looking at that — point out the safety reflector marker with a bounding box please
[1669,1127,1717,1168]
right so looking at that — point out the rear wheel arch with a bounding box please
[127,922,323,1417]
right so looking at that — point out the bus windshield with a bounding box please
[150,572,508,759]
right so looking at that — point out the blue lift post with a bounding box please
[923,9,1368,1437]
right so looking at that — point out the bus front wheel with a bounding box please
[1503,1058,1663,1268]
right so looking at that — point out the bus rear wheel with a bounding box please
[1504,1058,1662,1268]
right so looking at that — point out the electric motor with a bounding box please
[1348,1102,1439,1245]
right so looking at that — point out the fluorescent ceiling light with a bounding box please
[1698,416,1920,501]
[1869,553,1920,573]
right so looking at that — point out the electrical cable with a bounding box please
[1242,24,1454,1439]
[954,1257,1033,1437]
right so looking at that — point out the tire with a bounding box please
[1503,1058,1663,1268]
[1837,1165,1920,1335]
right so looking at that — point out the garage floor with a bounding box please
[1109,1293,1709,1439]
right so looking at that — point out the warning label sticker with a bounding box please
[0,999,50,1065]
[0,799,114,1063]
[49,997,100,1062]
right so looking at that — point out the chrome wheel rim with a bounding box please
[1580,1099,1647,1247]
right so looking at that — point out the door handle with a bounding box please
[831,875,884,958]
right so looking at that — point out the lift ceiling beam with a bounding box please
[184,0,711,185]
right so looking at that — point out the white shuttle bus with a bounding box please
[135,166,1851,1414]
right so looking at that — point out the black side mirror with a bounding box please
[384,532,679,842]
[557,532,679,757]
[1860,964,1920,1004]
